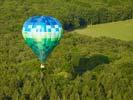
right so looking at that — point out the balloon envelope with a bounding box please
[22,16,63,62]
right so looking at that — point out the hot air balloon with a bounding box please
[22,16,63,68]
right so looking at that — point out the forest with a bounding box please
[0,0,133,100]
[1,0,133,30]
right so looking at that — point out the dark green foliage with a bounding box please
[0,32,133,99]
[0,0,133,99]
[1,0,133,30]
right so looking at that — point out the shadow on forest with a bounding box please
[72,54,110,75]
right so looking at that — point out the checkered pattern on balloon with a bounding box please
[22,16,63,62]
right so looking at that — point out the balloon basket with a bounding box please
[40,64,45,81]
[40,64,45,69]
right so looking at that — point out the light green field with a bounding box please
[74,19,133,41]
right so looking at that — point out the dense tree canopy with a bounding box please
[0,0,133,30]
[0,33,133,100]
[0,0,133,100]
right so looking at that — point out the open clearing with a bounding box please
[74,19,133,41]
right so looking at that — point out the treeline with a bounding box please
[0,0,133,31]
[58,0,133,30]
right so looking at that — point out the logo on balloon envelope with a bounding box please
[22,16,63,62]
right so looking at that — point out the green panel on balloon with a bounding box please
[22,16,63,62]
[24,37,60,62]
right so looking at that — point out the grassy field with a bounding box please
[74,19,133,41]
